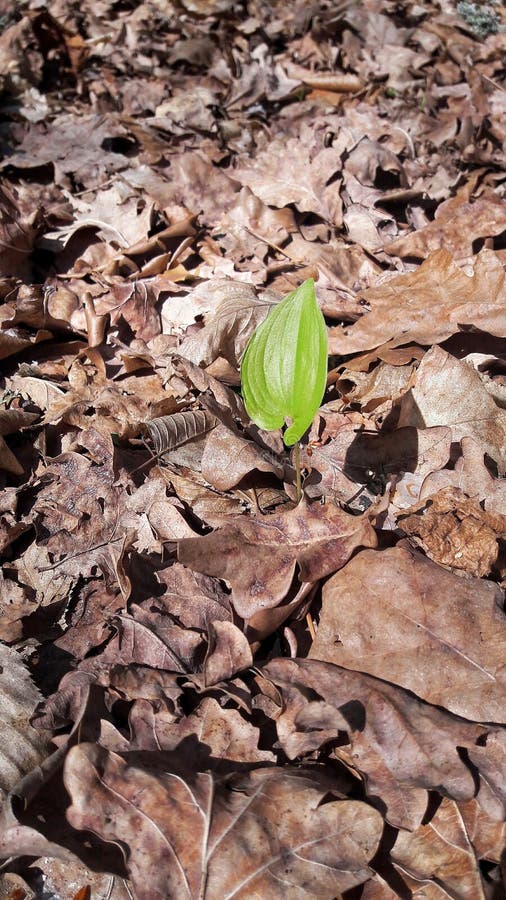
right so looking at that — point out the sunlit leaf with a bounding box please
[240,278,328,446]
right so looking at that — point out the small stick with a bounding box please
[293,441,302,503]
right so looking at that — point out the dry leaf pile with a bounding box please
[0,0,505,897]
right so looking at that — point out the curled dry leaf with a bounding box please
[261,658,483,831]
[309,545,506,723]
[398,486,506,577]
[65,745,384,900]
[178,497,377,620]
[146,409,218,456]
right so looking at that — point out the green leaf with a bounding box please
[241,278,328,446]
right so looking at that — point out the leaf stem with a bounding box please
[294,441,302,503]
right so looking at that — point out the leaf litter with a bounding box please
[0,0,505,897]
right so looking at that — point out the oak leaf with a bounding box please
[178,497,377,619]
[65,745,384,900]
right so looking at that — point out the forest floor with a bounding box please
[0,0,505,898]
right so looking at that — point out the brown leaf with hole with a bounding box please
[309,545,506,722]
[178,497,377,619]
[261,657,483,831]
[398,486,506,576]
[65,744,383,900]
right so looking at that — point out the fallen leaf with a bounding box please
[178,497,377,619]
[0,645,50,803]
[178,283,276,368]
[200,423,285,490]
[261,657,483,831]
[398,345,506,473]
[309,545,506,722]
[385,192,506,260]
[391,798,485,899]
[129,696,274,767]
[328,249,506,355]
[398,486,506,576]
[204,620,253,685]
[65,745,384,899]
[421,436,506,515]
[458,797,506,862]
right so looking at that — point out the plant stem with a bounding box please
[294,441,302,503]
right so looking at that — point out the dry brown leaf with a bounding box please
[65,746,384,899]
[177,283,276,368]
[178,497,377,620]
[329,249,506,355]
[0,184,36,280]
[204,620,253,686]
[309,545,506,722]
[129,696,274,767]
[0,645,51,803]
[302,425,451,507]
[458,797,506,862]
[201,423,285,490]
[391,798,485,899]
[233,129,346,226]
[398,345,506,473]
[261,658,483,831]
[421,436,506,515]
[385,192,506,260]
[468,730,506,822]
[398,486,506,576]
[153,563,233,631]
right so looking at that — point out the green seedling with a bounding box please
[241,278,328,500]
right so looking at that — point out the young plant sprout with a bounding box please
[241,278,328,501]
